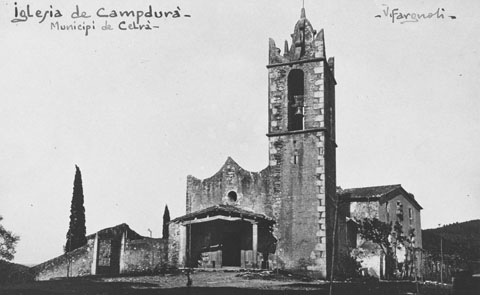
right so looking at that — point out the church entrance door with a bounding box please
[222,231,241,266]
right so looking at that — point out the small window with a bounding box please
[386,202,390,222]
[227,191,237,202]
[408,208,413,224]
[396,201,403,221]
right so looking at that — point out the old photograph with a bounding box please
[1,0,479,294]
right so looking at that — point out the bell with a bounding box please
[295,107,304,116]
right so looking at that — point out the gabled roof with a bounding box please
[86,223,144,240]
[338,184,423,210]
[171,204,275,224]
[187,156,269,183]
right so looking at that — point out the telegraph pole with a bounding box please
[440,237,444,283]
[329,197,339,295]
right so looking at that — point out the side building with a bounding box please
[338,185,423,278]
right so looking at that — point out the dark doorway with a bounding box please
[110,239,121,274]
[222,232,241,266]
[96,239,121,275]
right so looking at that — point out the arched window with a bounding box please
[288,69,304,131]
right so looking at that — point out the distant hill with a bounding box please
[422,220,480,270]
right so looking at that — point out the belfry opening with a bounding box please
[288,69,304,131]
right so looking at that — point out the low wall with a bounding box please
[32,239,94,280]
[121,238,167,273]
[32,224,169,280]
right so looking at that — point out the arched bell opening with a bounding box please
[287,69,304,131]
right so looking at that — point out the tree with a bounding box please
[357,218,407,279]
[162,205,170,239]
[0,216,19,261]
[401,228,416,279]
[65,165,87,252]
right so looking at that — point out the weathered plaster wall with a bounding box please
[350,201,380,220]
[378,194,422,248]
[121,238,167,273]
[33,239,94,280]
[167,222,183,267]
[33,224,170,280]
[186,158,271,216]
[349,190,423,278]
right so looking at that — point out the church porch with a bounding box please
[170,205,276,269]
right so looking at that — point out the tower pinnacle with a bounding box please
[300,7,306,19]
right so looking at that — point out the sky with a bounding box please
[0,0,479,265]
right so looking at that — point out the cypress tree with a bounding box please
[162,205,170,239]
[65,165,87,252]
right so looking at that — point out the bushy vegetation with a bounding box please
[334,252,362,280]
[422,220,480,271]
[0,215,19,261]
[357,218,404,279]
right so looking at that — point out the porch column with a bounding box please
[91,233,98,275]
[119,231,126,274]
[252,222,258,268]
[179,225,187,267]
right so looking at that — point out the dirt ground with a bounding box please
[0,269,457,295]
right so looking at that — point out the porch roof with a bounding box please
[171,204,275,224]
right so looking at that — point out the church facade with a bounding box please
[168,8,340,278]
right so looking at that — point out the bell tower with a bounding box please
[267,8,337,277]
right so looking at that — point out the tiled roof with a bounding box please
[338,184,422,210]
[171,204,275,224]
[338,184,402,199]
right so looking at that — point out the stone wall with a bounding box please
[121,238,167,273]
[186,157,271,216]
[32,239,94,280]
[268,130,327,273]
[168,221,183,267]
[33,224,169,280]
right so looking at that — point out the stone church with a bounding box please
[168,7,340,278]
[33,8,423,281]
[167,7,423,279]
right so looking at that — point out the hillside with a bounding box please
[422,220,480,269]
